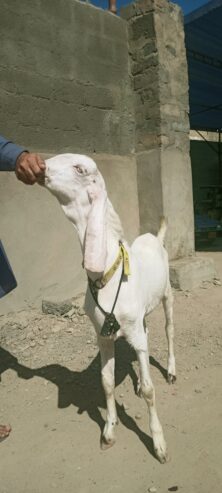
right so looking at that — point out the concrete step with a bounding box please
[170,255,217,291]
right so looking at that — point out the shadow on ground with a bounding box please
[0,340,168,460]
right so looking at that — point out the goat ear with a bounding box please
[83,179,107,273]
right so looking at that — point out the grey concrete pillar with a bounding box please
[121,0,194,260]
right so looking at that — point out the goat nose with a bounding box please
[44,166,50,178]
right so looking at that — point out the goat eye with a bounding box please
[74,165,84,175]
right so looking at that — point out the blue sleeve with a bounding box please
[0,135,27,171]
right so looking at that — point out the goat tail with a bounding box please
[157,217,167,244]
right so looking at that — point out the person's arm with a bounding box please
[0,135,45,184]
[0,135,26,171]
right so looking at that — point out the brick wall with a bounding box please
[0,0,134,155]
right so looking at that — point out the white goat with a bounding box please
[44,154,176,464]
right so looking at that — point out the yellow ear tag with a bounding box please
[122,245,130,276]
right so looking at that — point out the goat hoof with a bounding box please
[100,436,116,450]
[155,449,170,464]
[153,434,169,464]
[167,373,176,384]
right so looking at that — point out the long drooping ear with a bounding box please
[84,177,107,274]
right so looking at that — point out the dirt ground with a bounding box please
[0,247,222,493]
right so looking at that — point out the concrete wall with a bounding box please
[0,0,138,312]
[0,0,196,310]
[0,0,134,155]
[121,0,194,259]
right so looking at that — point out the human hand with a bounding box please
[15,152,45,185]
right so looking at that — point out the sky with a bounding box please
[91,0,211,16]
[170,0,211,15]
